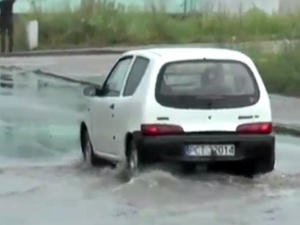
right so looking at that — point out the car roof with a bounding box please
[125,47,251,62]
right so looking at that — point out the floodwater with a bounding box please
[1,67,300,225]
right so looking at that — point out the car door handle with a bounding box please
[109,103,115,109]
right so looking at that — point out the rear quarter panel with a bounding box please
[242,55,272,120]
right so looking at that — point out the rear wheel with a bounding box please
[181,163,197,174]
[245,148,275,177]
[125,139,140,181]
[207,148,275,178]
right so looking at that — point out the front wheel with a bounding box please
[82,131,97,166]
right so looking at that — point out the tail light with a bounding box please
[141,124,183,136]
[236,122,272,134]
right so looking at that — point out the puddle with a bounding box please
[0,68,87,162]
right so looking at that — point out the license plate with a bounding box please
[185,144,235,157]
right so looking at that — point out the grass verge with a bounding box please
[245,42,300,97]
[14,0,300,50]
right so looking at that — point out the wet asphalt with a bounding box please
[0,55,300,225]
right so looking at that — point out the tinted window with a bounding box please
[155,60,259,109]
[123,57,149,96]
[103,57,132,96]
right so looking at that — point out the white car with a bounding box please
[80,47,275,179]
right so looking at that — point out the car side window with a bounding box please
[123,56,150,96]
[102,57,133,97]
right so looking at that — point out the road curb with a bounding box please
[0,66,100,87]
[33,69,101,87]
[274,123,300,137]
[0,40,294,57]
[0,48,125,57]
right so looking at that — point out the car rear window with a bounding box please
[155,60,260,109]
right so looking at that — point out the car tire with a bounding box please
[82,131,97,166]
[207,148,275,178]
[231,148,275,178]
[248,148,275,177]
[125,139,141,181]
[181,163,197,174]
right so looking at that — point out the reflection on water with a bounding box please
[0,68,88,162]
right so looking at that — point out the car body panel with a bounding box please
[81,47,273,162]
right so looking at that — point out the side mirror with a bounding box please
[83,84,106,96]
[83,86,97,97]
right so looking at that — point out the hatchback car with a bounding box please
[80,47,275,180]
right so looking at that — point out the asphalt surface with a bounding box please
[0,55,300,225]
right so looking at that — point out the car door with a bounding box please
[109,56,150,157]
[90,56,134,155]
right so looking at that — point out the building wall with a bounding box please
[279,0,300,13]
[199,0,279,14]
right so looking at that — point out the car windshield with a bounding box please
[155,60,259,109]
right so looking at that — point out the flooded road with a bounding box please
[0,57,300,225]
[1,134,300,225]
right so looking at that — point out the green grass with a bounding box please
[14,0,300,50]
[250,43,300,96]
[12,0,300,97]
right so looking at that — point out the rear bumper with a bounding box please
[133,132,275,163]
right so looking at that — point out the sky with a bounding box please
[11,0,298,14]
[13,0,186,13]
